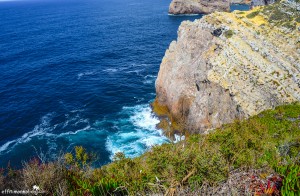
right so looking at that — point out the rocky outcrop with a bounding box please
[168,0,279,15]
[251,0,277,6]
[156,1,300,133]
[169,0,230,15]
[230,0,276,5]
[231,0,252,4]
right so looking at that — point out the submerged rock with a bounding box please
[156,1,300,133]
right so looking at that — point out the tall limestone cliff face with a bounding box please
[156,1,300,133]
[169,0,230,15]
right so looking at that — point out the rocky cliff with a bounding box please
[231,0,277,5]
[231,0,252,4]
[169,0,230,15]
[251,0,278,6]
[169,0,279,15]
[156,1,300,134]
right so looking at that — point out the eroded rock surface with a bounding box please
[169,0,230,15]
[251,0,277,6]
[231,0,277,5]
[168,0,279,15]
[231,0,252,4]
[156,1,300,133]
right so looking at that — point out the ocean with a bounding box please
[0,0,249,168]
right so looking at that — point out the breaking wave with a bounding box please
[105,104,169,160]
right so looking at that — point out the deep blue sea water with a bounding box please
[0,0,249,168]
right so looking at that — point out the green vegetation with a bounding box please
[224,30,234,38]
[246,11,260,19]
[283,22,296,30]
[65,146,95,169]
[262,1,297,28]
[1,104,300,195]
[276,164,300,196]
[269,9,290,22]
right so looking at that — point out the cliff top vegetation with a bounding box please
[1,103,299,195]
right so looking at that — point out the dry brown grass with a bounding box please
[0,171,4,190]
[22,159,68,195]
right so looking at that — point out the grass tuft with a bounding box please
[246,11,260,19]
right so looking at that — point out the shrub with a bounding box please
[276,164,300,196]
[0,169,4,189]
[66,169,125,196]
[247,11,260,19]
[283,22,296,30]
[22,158,68,195]
[2,104,300,195]
[268,7,293,23]
[224,30,233,38]
[88,104,300,194]
[64,146,95,169]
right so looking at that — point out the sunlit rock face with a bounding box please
[168,0,279,15]
[168,0,230,15]
[157,1,300,133]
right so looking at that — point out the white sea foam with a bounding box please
[133,97,145,103]
[0,141,14,153]
[124,69,144,75]
[77,71,97,79]
[103,66,129,73]
[130,63,150,67]
[0,112,92,155]
[0,113,55,154]
[144,75,156,79]
[57,125,91,137]
[143,75,156,84]
[1,103,169,161]
[129,105,159,130]
[103,68,118,73]
[105,104,169,160]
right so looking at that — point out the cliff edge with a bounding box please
[156,1,300,134]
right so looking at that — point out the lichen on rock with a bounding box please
[156,0,300,133]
